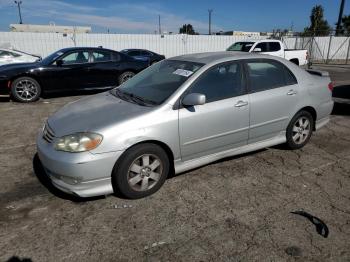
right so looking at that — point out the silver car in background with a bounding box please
[36,52,334,199]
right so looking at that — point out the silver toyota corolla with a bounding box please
[37,52,334,199]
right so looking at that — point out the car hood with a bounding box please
[48,91,154,137]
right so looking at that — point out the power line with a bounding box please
[208,9,213,35]
[158,15,161,35]
[14,1,23,24]
[336,0,346,36]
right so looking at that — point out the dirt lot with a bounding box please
[0,65,350,262]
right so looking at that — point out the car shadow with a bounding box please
[32,153,105,202]
[332,85,350,116]
[6,256,33,262]
[168,148,267,179]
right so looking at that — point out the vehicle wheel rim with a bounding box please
[127,154,163,192]
[15,79,38,101]
[292,116,311,144]
[121,72,134,83]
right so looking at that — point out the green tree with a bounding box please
[339,15,350,35]
[303,5,331,36]
[179,24,196,35]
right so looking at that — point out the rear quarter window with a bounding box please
[246,60,297,93]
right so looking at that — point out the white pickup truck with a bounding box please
[226,39,308,66]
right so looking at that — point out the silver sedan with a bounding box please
[37,52,334,199]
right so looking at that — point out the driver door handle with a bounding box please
[287,89,297,96]
[235,100,249,107]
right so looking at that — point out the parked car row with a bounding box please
[0,47,165,102]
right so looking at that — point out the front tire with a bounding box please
[286,111,314,149]
[10,76,41,102]
[112,143,170,199]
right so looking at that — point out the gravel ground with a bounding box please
[0,65,349,262]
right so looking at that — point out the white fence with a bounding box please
[0,32,267,58]
[0,32,349,63]
[283,36,350,62]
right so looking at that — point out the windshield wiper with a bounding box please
[111,89,157,106]
[124,92,158,106]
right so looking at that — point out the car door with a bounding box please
[179,61,250,161]
[54,50,91,90]
[87,50,120,88]
[266,42,284,58]
[245,59,299,143]
[254,42,284,58]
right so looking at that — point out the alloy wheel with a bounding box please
[121,72,134,83]
[292,116,311,145]
[14,79,38,101]
[127,154,163,191]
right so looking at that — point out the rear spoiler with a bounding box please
[306,69,329,77]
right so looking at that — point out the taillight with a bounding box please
[306,51,309,60]
[328,82,334,92]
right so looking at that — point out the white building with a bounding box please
[9,24,91,33]
[231,31,261,37]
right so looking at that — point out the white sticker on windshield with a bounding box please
[173,69,194,77]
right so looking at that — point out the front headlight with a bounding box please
[54,132,103,153]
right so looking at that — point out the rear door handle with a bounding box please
[287,89,297,95]
[235,100,249,107]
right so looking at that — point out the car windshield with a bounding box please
[41,50,65,64]
[111,60,204,106]
[227,42,255,52]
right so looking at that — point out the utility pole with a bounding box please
[208,9,213,35]
[158,15,161,34]
[336,0,346,35]
[14,1,23,24]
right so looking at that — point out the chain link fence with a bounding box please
[281,30,350,65]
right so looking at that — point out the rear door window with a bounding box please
[246,60,292,92]
[92,50,112,62]
[140,50,152,56]
[268,42,281,52]
[127,50,140,56]
[254,42,268,52]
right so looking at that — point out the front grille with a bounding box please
[43,123,55,143]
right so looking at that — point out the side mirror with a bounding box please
[182,93,206,106]
[253,47,262,52]
[56,59,64,66]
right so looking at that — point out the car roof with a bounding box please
[58,47,118,53]
[170,51,273,64]
[233,39,280,43]
[122,49,155,53]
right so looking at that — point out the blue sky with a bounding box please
[0,0,348,33]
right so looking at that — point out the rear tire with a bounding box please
[112,143,169,199]
[10,76,41,102]
[285,110,314,149]
[118,71,135,85]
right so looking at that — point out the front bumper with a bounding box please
[37,132,124,197]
